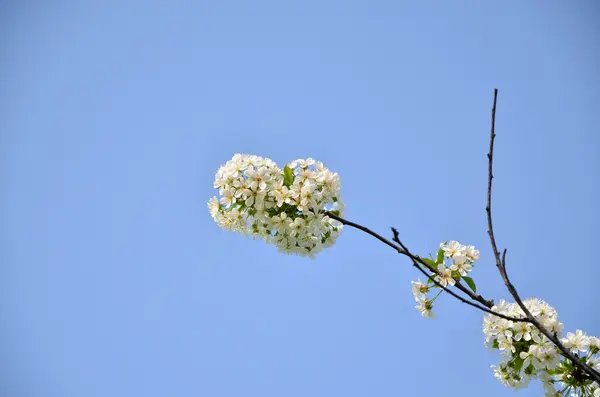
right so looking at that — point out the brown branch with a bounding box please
[326,212,494,307]
[325,212,404,254]
[486,89,503,269]
[485,89,600,383]
[324,211,528,323]
[391,228,529,323]
[410,253,495,308]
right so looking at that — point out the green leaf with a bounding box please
[463,276,477,293]
[512,356,525,373]
[283,165,295,187]
[421,258,436,269]
[436,248,445,264]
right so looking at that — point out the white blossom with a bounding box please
[450,253,472,276]
[411,279,429,299]
[209,154,344,257]
[519,348,540,370]
[464,245,480,262]
[414,296,435,318]
[208,196,220,218]
[513,321,539,342]
[440,240,463,258]
[589,336,600,354]
[492,364,524,389]
[497,334,516,355]
[219,187,236,208]
[434,263,455,287]
[483,298,599,396]
[562,330,590,354]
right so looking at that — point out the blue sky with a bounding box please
[2,1,599,396]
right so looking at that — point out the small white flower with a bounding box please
[213,168,235,190]
[232,178,252,198]
[208,197,220,218]
[295,167,315,183]
[440,240,463,258]
[414,296,435,318]
[519,348,540,371]
[450,253,472,276]
[245,166,271,191]
[319,170,341,193]
[434,264,455,287]
[543,316,564,335]
[289,158,315,169]
[219,187,236,208]
[287,217,305,237]
[270,182,291,207]
[561,330,590,354]
[224,207,245,231]
[497,334,516,355]
[532,345,559,370]
[513,321,534,342]
[464,245,480,262]
[495,319,514,339]
[411,279,429,299]
[492,364,522,389]
[588,336,600,354]
[270,212,288,231]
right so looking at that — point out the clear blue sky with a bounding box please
[2,2,599,396]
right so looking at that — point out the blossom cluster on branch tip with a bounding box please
[208,154,344,258]
[411,240,480,318]
[484,299,600,396]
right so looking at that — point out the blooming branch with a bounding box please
[484,89,600,388]
[208,90,600,396]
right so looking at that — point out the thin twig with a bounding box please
[326,212,403,254]
[486,89,503,268]
[485,89,600,382]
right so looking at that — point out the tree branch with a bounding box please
[485,89,600,383]
[391,228,529,323]
[324,211,528,323]
[326,212,404,254]
[326,212,494,307]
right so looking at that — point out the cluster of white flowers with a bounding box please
[208,154,344,258]
[411,240,480,318]
[483,299,600,396]
[439,240,480,276]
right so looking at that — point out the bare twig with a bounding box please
[325,212,404,254]
[485,89,600,382]
[486,89,503,268]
